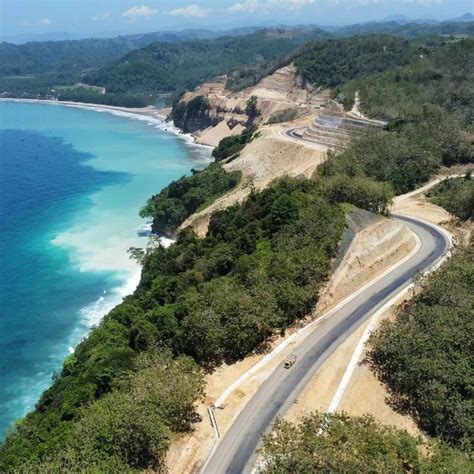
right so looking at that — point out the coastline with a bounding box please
[0,98,214,151]
[0,100,214,435]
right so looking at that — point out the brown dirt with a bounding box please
[317,218,416,314]
[181,64,329,147]
[179,125,327,236]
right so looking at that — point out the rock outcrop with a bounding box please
[173,64,330,146]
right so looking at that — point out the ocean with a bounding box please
[0,101,211,438]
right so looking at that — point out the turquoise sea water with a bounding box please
[0,101,211,437]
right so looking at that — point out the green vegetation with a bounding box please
[1,350,203,472]
[0,29,271,103]
[317,40,473,194]
[1,178,351,470]
[320,109,471,194]
[212,125,257,162]
[316,174,393,214]
[86,29,328,97]
[266,108,298,124]
[170,95,216,133]
[367,246,474,450]
[260,412,471,473]
[335,18,474,39]
[226,55,291,91]
[225,22,474,92]
[57,87,147,108]
[427,175,474,220]
[294,35,414,88]
[0,33,183,103]
[140,163,241,235]
[339,38,474,127]
[245,95,261,123]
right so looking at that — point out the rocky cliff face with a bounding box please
[171,65,330,146]
[170,95,222,133]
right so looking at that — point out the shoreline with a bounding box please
[0,98,214,151]
[0,99,210,426]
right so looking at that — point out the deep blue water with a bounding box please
[0,101,211,437]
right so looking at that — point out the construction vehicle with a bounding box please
[284,354,297,369]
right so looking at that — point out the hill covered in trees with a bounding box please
[317,39,473,194]
[1,21,472,105]
[0,32,204,100]
[427,175,474,220]
[0,178,354,470]
[368,245,473,450]
[84,28,328,97]
[0,27,318,103]
[294,35,414,88]
[260,412,471,472]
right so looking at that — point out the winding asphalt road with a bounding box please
[203,215,450,474]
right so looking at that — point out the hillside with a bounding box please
[0,28,267,77]
[0,27,312,103]
[294,35,414,89]
[85,28,329,96]
[0,178,353,471]
[1,23,473,473]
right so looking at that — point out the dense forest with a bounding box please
[0,32,192,102]
[1,21,472,105]
[294,35,414,88]
[260,412,471,472]
[317,39,473,194]
[339,38,474,125]
[367,245,474,451]
[140,163,242,235]
[84,29,327,97]
[1,177,360,470]
[0,27,313,104]
[427,175,474,220]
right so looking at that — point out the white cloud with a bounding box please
[403,0,442,4]
[229,0,260,12]
[229,0,315,14]
[20,17,51,27]
[122,5,158,18]
[92,11,112,21]
[169,4,208,17]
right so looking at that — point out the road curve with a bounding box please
[203,215,450,474]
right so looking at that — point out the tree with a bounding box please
[245,95,261,124]
[259,412,471,473]
[367,246,474,450]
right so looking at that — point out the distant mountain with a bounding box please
[382,15,412,23]
[0,32,83,44]
[449,13,474,23]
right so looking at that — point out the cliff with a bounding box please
[173,64,329,146]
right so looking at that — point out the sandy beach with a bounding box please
[0,97,169,120]
[0,98,215,151]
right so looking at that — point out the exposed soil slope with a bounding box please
[179,125,327,236]
[179,64,329,146]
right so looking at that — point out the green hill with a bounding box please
[84,28,329,96]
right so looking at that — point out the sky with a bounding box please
[0,0,472,40]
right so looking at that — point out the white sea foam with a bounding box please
[82,270,141,327]
[0,98,213,151]
[4,97,203,352]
